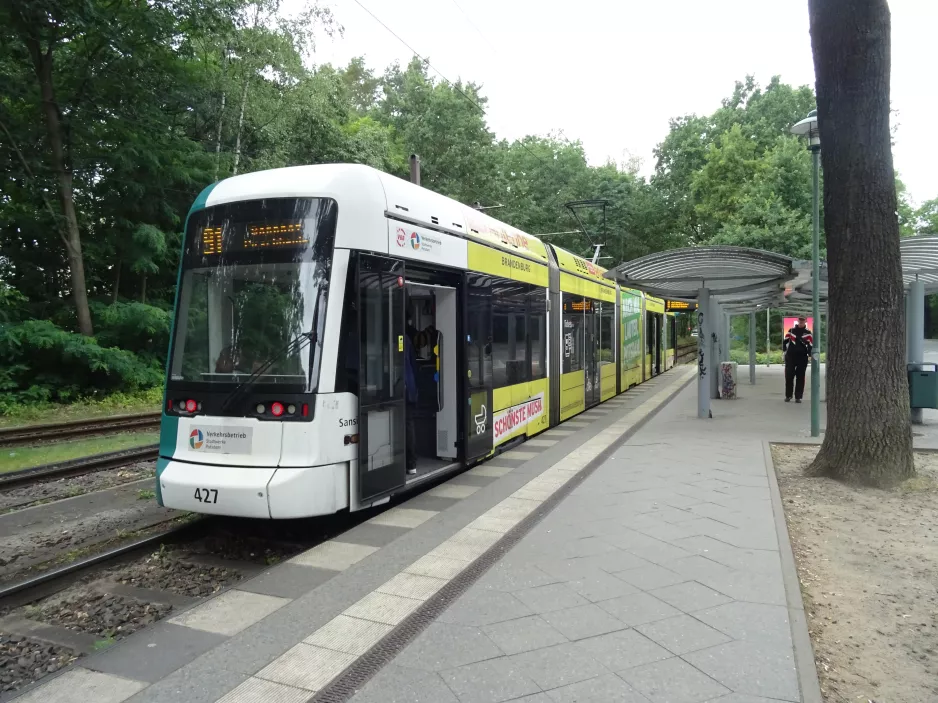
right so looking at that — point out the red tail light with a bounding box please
[271,401,284,417]
[185,399,197,413]
[302,403,309,417]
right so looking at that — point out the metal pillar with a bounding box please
[710,298,721,400]
[766,308,770,358]
[905,292,912,362]
[749,312,756,384]
[810,147,821,437]
[697,288,711,419]
[409,154,421,185]
[723,315,731,362]
[909,279,925,425]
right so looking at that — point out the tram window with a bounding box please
[492,288,528,387]
[359,271,390,403]
[528,289,547,381]
[599,303,615,366]
[334,259,358,395]
[562,294,584,373]
[467,285,492,390]
[169,197,336,392]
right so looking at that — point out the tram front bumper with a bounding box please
[158,460,349,518]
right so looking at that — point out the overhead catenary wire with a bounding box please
[447,0,498,53]
[350,0,567,185]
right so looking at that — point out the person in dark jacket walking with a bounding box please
[404,316,419,474]
[783,316,813,403]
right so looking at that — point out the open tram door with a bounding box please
[355,253,407,505]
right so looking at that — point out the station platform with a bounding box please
[16,361,923,703]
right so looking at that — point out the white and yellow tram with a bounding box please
[157,164,676,518]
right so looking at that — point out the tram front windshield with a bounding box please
[168,197,337,393]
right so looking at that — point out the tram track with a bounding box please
[0,516,207,607]
[0,413,161,448]
[0,502,370,695]
[0,445,159,492]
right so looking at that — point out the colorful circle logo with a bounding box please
[189,428,204,449]
[410,232,421,250]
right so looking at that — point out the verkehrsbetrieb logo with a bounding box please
[189,428,204,449]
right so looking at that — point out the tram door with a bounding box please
[356,254,407,503]
[584,301,602,407]
[465,276,493,463]
[646,314,659,378]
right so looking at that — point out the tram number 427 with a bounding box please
[193,487,218,504]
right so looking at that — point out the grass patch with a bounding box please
[899,474,938,494]
[137,489,156,500]
[0,387,162,428]
[92,637,117,651]
[0,431,159,473]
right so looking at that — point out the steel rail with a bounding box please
[0,445,159,490]
[0,412,162,448]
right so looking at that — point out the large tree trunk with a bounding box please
[213,92,226,181]
[231,79,249,177]
[807,0,913,486]
[28,39,94,336]
[112,259,121,303]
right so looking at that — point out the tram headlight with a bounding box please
[256,403,266,414]
[287,404,296,415]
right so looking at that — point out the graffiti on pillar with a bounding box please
[720,362,736,399]
[696,311,706,378]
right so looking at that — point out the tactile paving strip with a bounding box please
[308,372,694,703]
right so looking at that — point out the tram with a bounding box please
[156,164,676,518]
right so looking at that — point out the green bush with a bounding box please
[0,319,164,413]
[91,301,171,364]
[0,386,163,425]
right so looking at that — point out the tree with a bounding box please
[916,197,938,234]
[807,0,913,486]
[5,0,97,335]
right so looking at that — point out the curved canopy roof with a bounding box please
[608,237,938,317]
[604,246,795,304]
[900,234,938,293]
[777,235,938,312]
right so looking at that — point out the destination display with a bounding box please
[665,300,697,312]
[562,299,595,313]
[200,221,309,255]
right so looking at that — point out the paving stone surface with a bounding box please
[347,378,802,702]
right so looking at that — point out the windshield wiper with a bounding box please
[219,331,313,413]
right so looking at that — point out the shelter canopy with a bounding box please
[604,246,796,312]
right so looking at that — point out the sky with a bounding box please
[306,0,937,205]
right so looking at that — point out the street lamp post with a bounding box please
[791,110,821,438]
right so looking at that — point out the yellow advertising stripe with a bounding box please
[559,272,616,302]
[492,378,550,446]
[645,296,665,314]
[552,246,608,282]
[467,242,549,287]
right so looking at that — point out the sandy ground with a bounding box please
[772,444,938,703]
